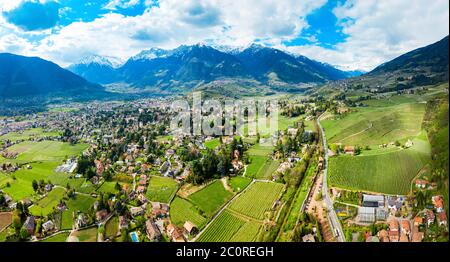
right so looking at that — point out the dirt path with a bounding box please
[221,177,233,193]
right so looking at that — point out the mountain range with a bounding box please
[0,53,104,99]
[67,44,360,91]
[0,36,448,99]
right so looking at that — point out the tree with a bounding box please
[32,180,38,192]
[19,228,29,240]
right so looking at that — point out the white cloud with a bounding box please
[1,0,447,71]
[284,0,449,71]
[104,0,141,10]
[30,0,326,66]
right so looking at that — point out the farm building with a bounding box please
[344,146,355,155]
[362,194,384,207]
[183,221,198,235]
[358,206,387,223]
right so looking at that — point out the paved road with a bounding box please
[316,116,346,242]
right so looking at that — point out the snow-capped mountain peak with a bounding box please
[76,55,123,68]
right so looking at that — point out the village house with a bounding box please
[145,219,161,241]
[302,234,315,242]
[166,223,185,242]
[415,179,427,189]
[437,212,447,226]
[130,205,146,217]
[119,216,128,230]
[95,209,108,222]
[432,195,444,213]
[388,219,399,242]
[426,210,435,226]
[76,214,88,229]
[42,220,55,233]
[401,220,411,238]
[377,230,389,242]
[183,221,198,236]
[136,186,146,194]
[23,216,35,235]
[344,146,355,155]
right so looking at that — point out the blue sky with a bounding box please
[0,0,448,70]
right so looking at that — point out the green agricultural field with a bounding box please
[321,102,426,147]
[188,180,233,218]
[145,176,178,203]
[228,181,284,220]
[0,174,36,201]
[170,197,207,229]
[72,227,98,242]
[246,156,279,179]
[3,141,88,164]
[197,210,261,242]
[229,176,252,192]
[40,232,70,242]
[97,181,122,194]
[105,216,119,239]
[204,138,220,150]
[328,140,431,194]
[0,128,60,142]
[29,187,66,216]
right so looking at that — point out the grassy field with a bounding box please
[57,194,95,230]
[188,180,233,218]
[170,197,207,229]
[321,102,426,147]
[229,176,252,192]
[228,181,284,220]
[145,176,178,203]
[3,141,88,164]
[0,141,88,202]
[105,216,119,239]
[204,138,220,150]
[328,139,431,194]
[246,144,278,179]
[40,232,70,242]
[0,128,60,142]
[29,187,66,216]
[72,227,98,242]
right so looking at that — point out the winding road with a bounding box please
[316,116,345,242]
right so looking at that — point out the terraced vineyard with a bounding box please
[197,181,284,242]
[328,139,431,194]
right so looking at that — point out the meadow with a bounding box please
[71,227,98,242]
[188,180,233,218]
[170,197,207,229]
[40,232,70,242]
[105,216,119,239]
[3,141,88,164]
[60,194,96,230]
[145,176,178,203]
[246,144,279,179]
[0,128,60,142]
[229,176,252,192]
[204,138,220,150]
[29,187,66,216]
